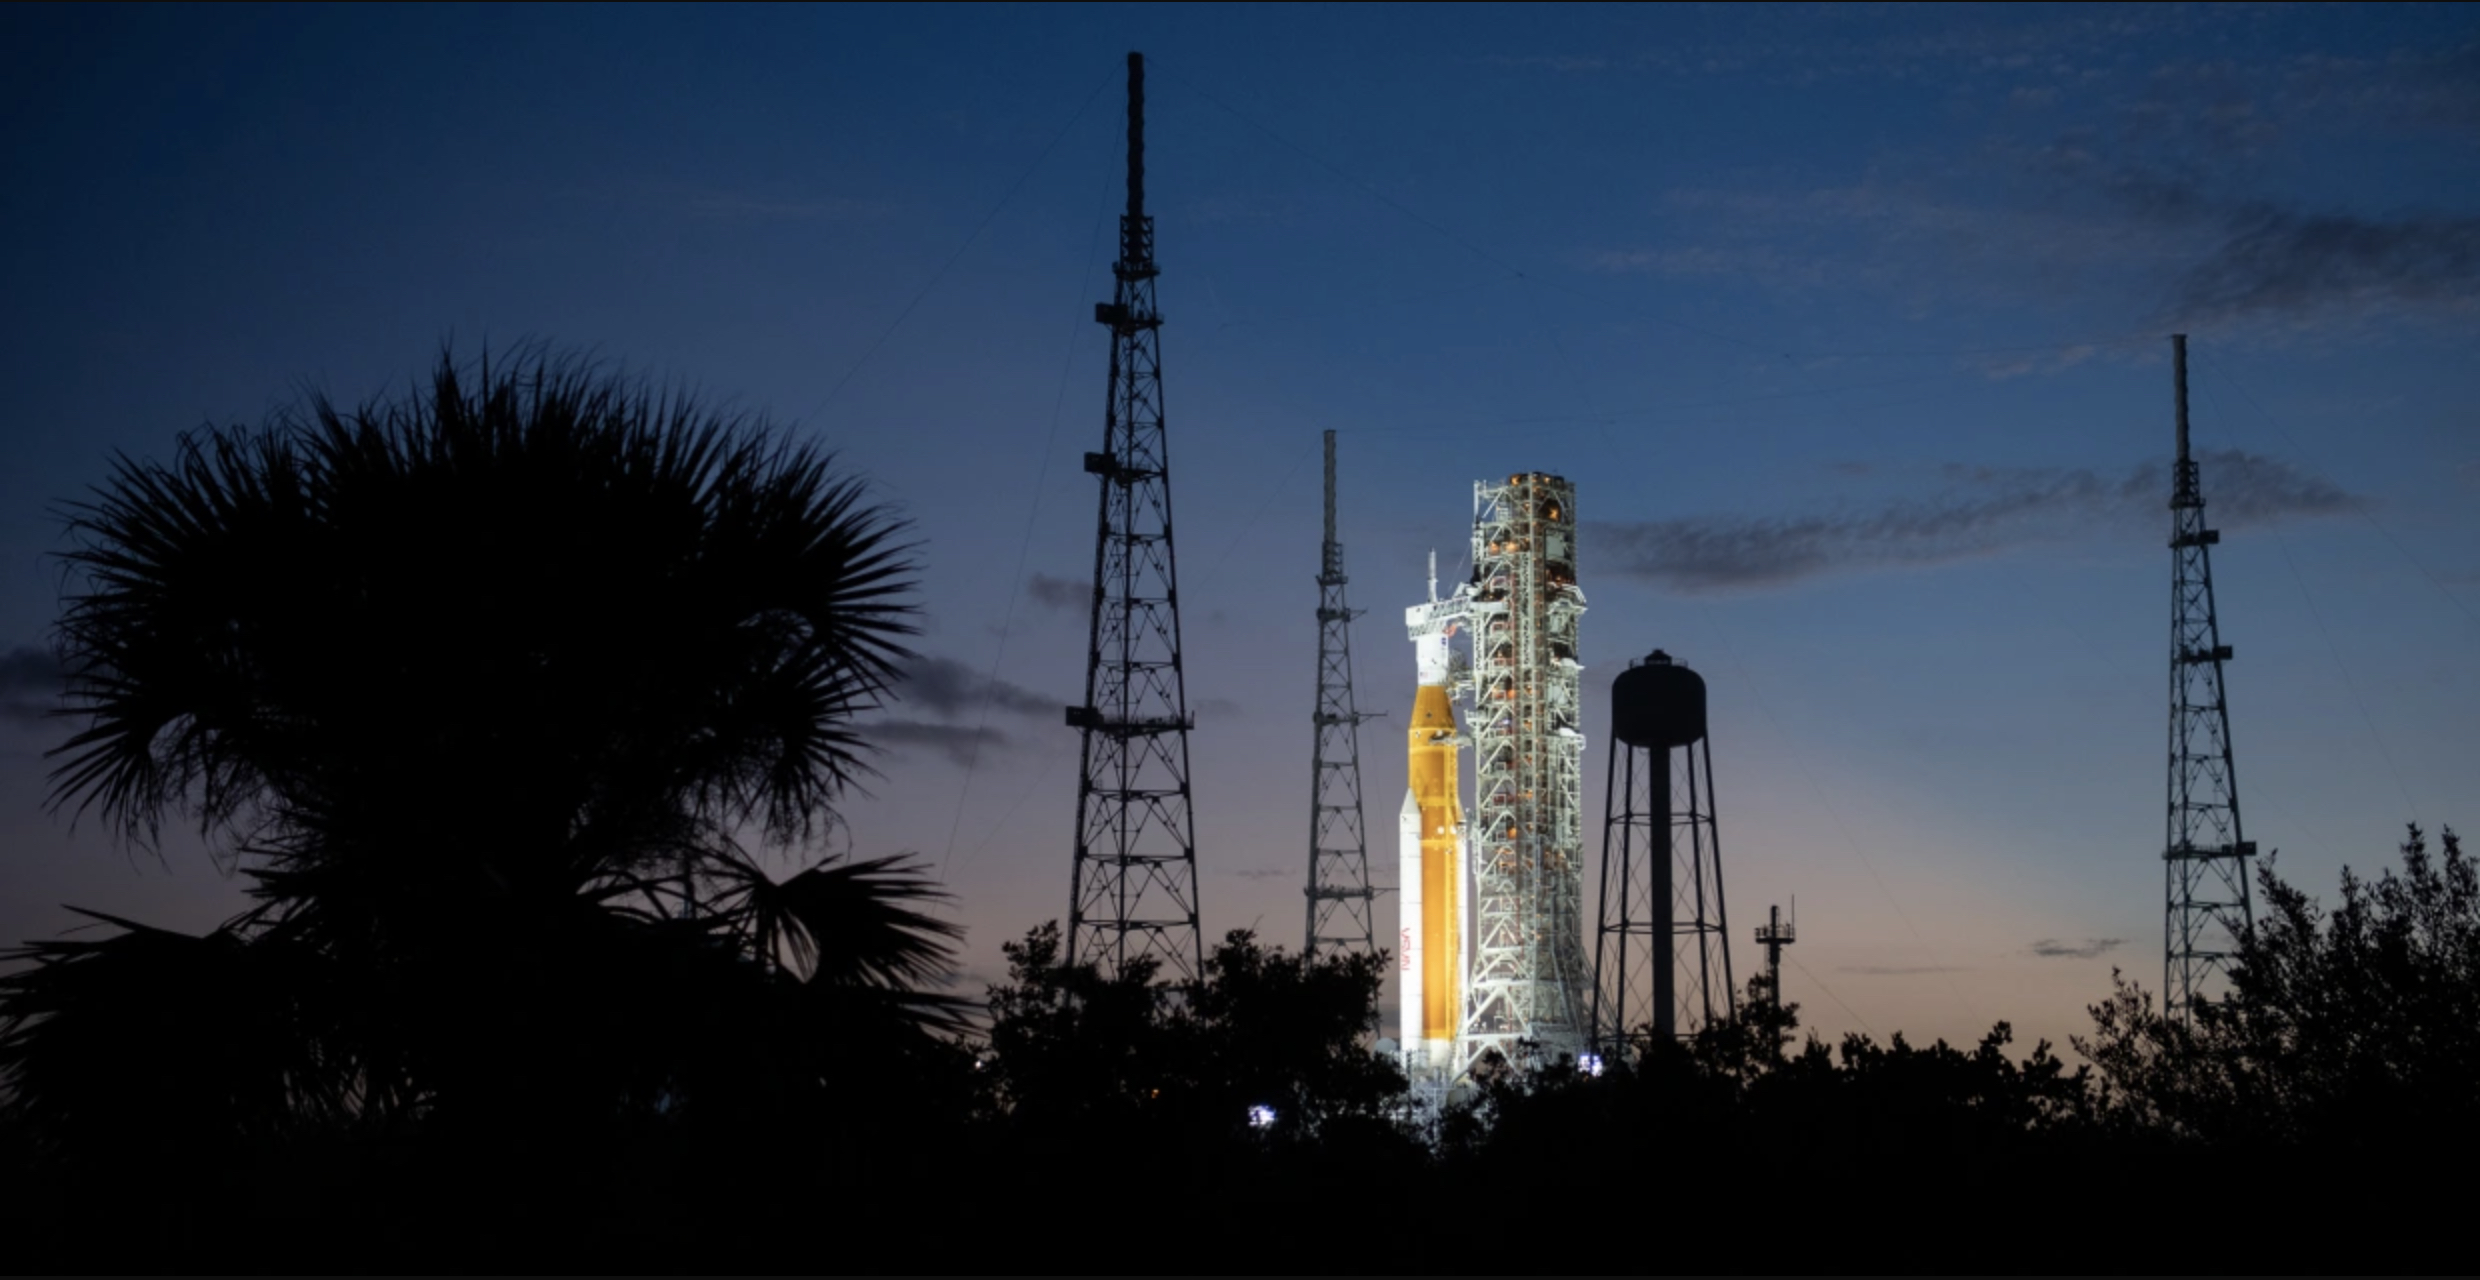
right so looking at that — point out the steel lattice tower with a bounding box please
[1590,650,1733,1056]
[1306,431,1377,960]
[1461,474,1589,1069]
[2164,333,2254,1023]
[1067,52,1203,981]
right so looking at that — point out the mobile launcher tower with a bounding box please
[1399,474,1589,1078]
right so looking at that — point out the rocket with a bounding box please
[1400,612,1464,1066]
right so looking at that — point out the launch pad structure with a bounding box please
[1033,50,2245,1102]
[1400,474,1589,1078]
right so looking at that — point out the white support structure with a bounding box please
[1459,475,1588,1071]
[1399,476,1589,1079]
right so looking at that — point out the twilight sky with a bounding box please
[3,2,2476,1054]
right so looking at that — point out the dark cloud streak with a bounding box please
[897,655,1057,720]
[0,645,61,726]
[1589,451,2349,593]
[2041,105,2480,328]
[2029,937,2124,959]
[2173,205,2480,327]
[864,719,1012,768]
[1026,572,1089,614]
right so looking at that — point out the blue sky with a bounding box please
[3,2,2475,1052]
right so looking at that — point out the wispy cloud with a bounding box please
[1593,179,2209,311]
[1603,35,2480,335]
[1524,6,2208,86]
[867,655,1068,764]
[685,193,893,222]
[0,645,60,726]
[2027,62,2480,330]
[2028,937,2124,960]
[2171,205,2480,328]
[1026,572,1088,613]
[865,719,1012,768]
[896,655,1058,720]
[2268,43,2480,136]
[1230,867,1291,882]
[1469,53,1611,74]
[1178,194,1311,227]
[1974,343,2099,381]
[1588,244,1832,288]
[1589,450,2351,593]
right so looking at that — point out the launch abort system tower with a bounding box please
[1401,474,1590,1075]
[1066,53,1204,981]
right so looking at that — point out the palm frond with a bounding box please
[712,853,964,990]
[0,909,351,1151]
[47,429,315,847]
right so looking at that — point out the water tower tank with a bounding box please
[1610,650,1705,749]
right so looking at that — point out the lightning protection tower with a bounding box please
[1067,52,1203,981]
[1461,474,1589,1070]
[2164,333,2254,1023]
[1591,650,1734,1055]
[1306,430,1378,962]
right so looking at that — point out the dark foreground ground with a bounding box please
[0,1129,2449,1273]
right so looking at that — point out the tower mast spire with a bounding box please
[2164,333,2254,1022]
[1066,52,1203,980]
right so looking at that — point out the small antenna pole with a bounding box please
[1755,901,1796,1009]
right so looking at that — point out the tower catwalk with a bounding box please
[1306,431,1377,961]
[1067,52,1203,981]
[1461,474,1589,1069]
[1590,650,1733,1055]
[2164,333,2254,1023]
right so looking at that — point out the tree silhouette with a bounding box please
[0,346,963,1164]
[971,923,1417,1264]
[977,924,1403,1140]
[2079,824,2480,1153]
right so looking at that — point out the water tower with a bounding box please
[1591,650,1734,1054]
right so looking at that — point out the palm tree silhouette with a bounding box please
[3,346,965,1154]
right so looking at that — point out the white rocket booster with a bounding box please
[1398,787,1423,1056]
